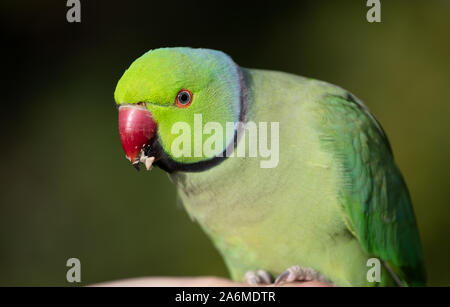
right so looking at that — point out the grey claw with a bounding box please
[244,271,259,285]
[257,270,273,284]
[244,270,273,285]
[274,270,290,284]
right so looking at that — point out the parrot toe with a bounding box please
[274,265,329,285]
[244,269,273,285]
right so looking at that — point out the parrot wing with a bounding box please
[317,93,426,286]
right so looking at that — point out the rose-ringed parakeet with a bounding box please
[114,47,426,286]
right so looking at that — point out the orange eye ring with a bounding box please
[175,89,193,108]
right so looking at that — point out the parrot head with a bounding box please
[114,47,245,172]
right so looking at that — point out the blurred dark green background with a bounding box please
[1,0,449,286]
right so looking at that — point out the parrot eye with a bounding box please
[175,89,193,108]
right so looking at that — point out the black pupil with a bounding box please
[179,92,190,104]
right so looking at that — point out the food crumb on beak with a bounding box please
[145,156,155,171]
[132,162,140,171]
[134,150,156,171]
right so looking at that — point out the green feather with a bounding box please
[315,94,426,286]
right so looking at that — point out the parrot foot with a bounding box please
[244,269,273,285]
[274,265,329,285]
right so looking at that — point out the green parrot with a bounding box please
[114,47,426,286]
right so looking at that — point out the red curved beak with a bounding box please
[118,105,157,165]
